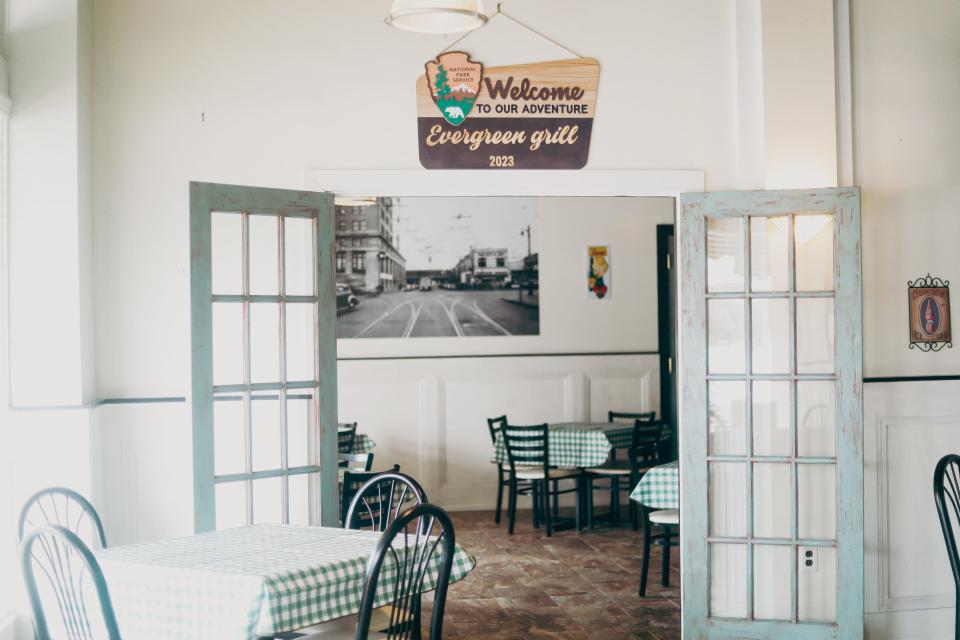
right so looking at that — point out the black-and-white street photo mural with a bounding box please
[335,196,539,338]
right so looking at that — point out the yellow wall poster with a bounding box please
[588,245,610,300]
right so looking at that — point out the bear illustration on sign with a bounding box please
[444,106,466,122]
[424,52,483,126]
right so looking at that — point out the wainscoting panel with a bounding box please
[587,371,656,422]
[864,380,960,640]
[338,353,660,510]
[91,402,193,547]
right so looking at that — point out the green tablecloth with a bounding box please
[491,422,634,469]
[630,460,679,509]
[352,434,375,454]
[338,424,375,454]
[96,524,474,639]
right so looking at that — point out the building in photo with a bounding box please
[335,198,406,293]
[453,247,511,289]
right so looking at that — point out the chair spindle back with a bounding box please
[20,524,121,640]
[355,503,456,640]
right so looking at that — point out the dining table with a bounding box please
[95,523,475,640]
[630,460,680,509]
[337,423,376,454]
[490,421,635,468]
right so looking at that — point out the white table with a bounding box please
[96,524,475,640]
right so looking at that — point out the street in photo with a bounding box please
[335,196,539,338]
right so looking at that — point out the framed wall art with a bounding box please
[908,273,952,351]
[587,245,610,300]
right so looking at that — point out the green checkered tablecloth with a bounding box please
[338,424,375,454]
[491,422,634,469]
[95,524,475,639]
[352,434,375,454]
[630,461,679,509]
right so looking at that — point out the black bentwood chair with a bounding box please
[21,524,122,640]
[341,465,401,526]
[345,472,428,533]
[296,504,457,640]
[18,487,108,550]
[502,422,583,537]
[295,473,430,638]
[357,504,456,640]
[486,415,533,525]
[934,453,960,640]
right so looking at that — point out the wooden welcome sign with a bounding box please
[416,53,600,170]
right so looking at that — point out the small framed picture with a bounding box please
[588,245,610,300]
[908,274,952,351]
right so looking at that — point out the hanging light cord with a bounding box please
[439,3,583,58]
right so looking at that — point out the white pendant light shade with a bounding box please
[386,0,487,34]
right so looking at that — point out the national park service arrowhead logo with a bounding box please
[425,52,483,126]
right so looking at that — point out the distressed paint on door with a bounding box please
[189,182,338,532]
[678,188,863,639]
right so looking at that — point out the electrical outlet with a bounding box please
[799,547,819,573]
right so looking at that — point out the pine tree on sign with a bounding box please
[434,65,450,97]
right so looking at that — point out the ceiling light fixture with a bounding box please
[386,0,488,34]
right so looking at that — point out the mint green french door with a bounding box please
[679,188,862,639]
[190,182,338,533]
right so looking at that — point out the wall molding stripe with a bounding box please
[337,350,659,362]
[97,397,187,405]
[91,373,960,406]
[863,375,960,384]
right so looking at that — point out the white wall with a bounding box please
[0,0,95,618]
[87,0,751,540]
[761,0,838,190]
[855,0,960,378]
[852,0,960,636]
[7,0,93,406]
[90,0,748,399]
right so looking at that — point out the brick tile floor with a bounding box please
[429,509,681,640]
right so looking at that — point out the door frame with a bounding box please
[656,223,678,460]
[304,170,703,365]
[678,188,863,639]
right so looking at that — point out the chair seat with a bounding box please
[585,460,632,475]
[294,607,393,638]
[649,509,680,525]
[514,467,580,480]
[296,626,386,639]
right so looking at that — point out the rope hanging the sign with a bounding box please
[439,3,584,59]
